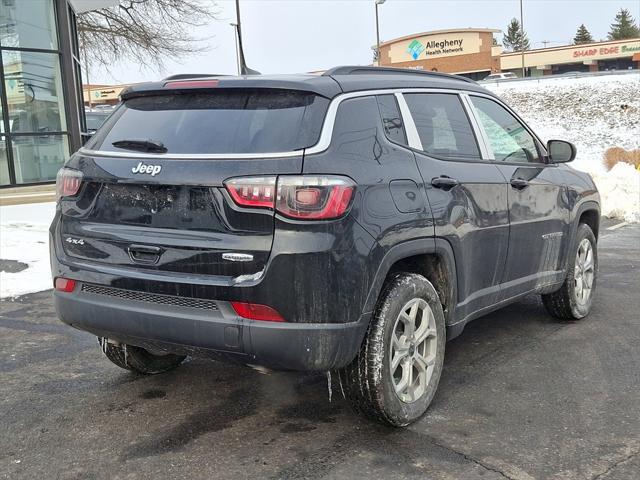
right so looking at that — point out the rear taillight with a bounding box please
[54,277,76,293]
[230,301,285,322]
[225,176,276,209]
[56,168,83,200]
[276,176,355,220]
[224,175,355,220]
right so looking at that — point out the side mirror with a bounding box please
[547,140,576,163]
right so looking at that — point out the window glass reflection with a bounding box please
[0,137,10,185]
[11,134,69,183]
[2,50,67,133]
[0,0,58,50]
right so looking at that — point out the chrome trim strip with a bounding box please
[305,87,463,155]
[77,147,304,160]
[460,93,493,160]
[394,92,423,150]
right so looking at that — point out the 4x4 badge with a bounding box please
[65,237,85,245]
[131,162,162,176]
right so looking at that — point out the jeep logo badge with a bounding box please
[131,162,162,176]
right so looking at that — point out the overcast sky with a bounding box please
[91,0,640,84]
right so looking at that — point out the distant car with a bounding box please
[84,111,110,134]
[484,72,518,81]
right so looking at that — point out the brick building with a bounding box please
[378,28,640,80]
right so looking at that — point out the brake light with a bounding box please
[54,277,76,293]
[56,168,83,200]
[276,176,355,220]
[164,80,220,89]
[223,175,355,220]
[230,301,285,322]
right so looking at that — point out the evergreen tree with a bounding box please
[503,18,530,52]
[573,24,594,44]
[607,8,640,40]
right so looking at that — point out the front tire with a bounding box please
[542,223,597,320]
[338,273,446,427]
[98,338,186,374]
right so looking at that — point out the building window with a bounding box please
[2,50,67,133]
[0,0,59,50]
[0,137,9,185]
[0,0,72,186]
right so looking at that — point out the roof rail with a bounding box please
[162,73,229,81]
[322,66,477,84]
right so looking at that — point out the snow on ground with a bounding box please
[484,72,640,222]
[0,202,56,299]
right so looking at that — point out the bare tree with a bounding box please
[78,0,219,70]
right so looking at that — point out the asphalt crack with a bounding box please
[424,435,515,480]
[591,448,640,480]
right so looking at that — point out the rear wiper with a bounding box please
[112,139,167,153]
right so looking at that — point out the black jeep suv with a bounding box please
[51,66,600,426]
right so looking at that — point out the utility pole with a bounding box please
[541,40,550,48]
[234,0,259,75]
[520,0,526,77]
[375,0,386,65]
[82,42,91,112]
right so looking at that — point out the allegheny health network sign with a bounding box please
[407,38,465,59]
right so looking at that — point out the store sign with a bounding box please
[572,41,640,59]
[406,38,464,59]
[95,89,116,98]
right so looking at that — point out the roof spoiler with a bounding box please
[323,66,477,84]
[162,74,229,81]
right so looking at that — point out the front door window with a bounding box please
[471,96,541,163]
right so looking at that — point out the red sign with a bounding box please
[573,46,620,58]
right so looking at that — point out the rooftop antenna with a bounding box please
[234,0,260,75]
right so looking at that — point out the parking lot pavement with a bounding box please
[1,223,638,480]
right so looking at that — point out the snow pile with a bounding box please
[590,162,640,223]
[0,202,56,298]
[485,73,640,221]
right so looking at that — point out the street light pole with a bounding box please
[375,0,386,66]
[230,23,240,75]
[520,0,525,77]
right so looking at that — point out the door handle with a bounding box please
[510,177,529,190]
[128,244,162,265]
[431,176,459,190]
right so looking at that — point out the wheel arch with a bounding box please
[558,200,600,278]
[363,238,458,327]
[577,205,600,240]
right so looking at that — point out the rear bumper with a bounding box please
[54,285,370,371]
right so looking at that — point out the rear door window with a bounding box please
[86,90,329,154]
[376,95,408,146]
[404,93,480,160]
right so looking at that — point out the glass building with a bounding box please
[0,0,115,187]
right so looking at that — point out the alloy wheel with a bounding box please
[574,238,595,306]
[389,298,438,403]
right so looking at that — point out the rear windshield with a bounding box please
[86,89,329,154]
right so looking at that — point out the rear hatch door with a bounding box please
[59,88,329,280]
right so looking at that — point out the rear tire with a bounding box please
[542,223,597,320]
[98,338,186,374]
[337,273,446,427]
